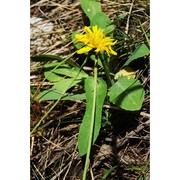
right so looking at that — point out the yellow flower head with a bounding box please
[75,25,117,56]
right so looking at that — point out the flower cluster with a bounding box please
[75,25,117,56]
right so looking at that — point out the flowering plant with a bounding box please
[31,0,149,179]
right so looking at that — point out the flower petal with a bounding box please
[84,26,93,35]
[77,46,92,54]
[108,46,117,55]
[75,25,117,56]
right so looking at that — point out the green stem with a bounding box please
[82,58,98,180]
[99,53,114,87]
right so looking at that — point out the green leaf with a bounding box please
[102,166,118,180]
[104,24,115,36]
[62,93,86,101]
[117,13,128,20]
[37,89,61,100]
[44,64,88,82]
[52,78,82,92]
[108,77,145,111]
[31,54,80,70]
[31,54,64,62]
[91,12,111,29]
[44,71,63,82]
[37,89,85,101]
[123,44,150,67]
[53,67,88,79]
[80,0,101,21]
[128,166,143,171]
[78,77,107,156]
[44,62,68,68]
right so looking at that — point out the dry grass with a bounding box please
[30,0,150,179]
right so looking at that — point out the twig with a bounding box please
[125,0,135,34]
[63,144,78,180]
[90,165,95,180]
[50,156,65,180]
[32,163,45,180]
[115,119,149,149]
[30,82,54,86]
[30,0,49,8]
[30,136,34,157]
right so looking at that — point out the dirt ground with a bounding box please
[30,0,150,179]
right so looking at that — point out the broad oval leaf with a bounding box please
[91,12,111,29]
[108,77,145,111]
[78,77,107,156]
[80,0,101,21]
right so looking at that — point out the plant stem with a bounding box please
[82,58,98,180]
[99,53,114,87]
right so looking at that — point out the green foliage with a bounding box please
[37,89,60,100]
[80,0,101,21]
[91,12,111,29]
[44,70,63,82]
[127,159,150,180]
[52,66,87,79]
[34,55,88,101]
[78,77,107,156]
[37,89,85,101]
[31,54,64,62]
[31,0,149,179]
[102,166,118,179]
[52,78,82,92]
[108,77,145,111]
[123,44,150,67]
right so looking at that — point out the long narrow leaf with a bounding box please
[78,77,107,156]
[37,89,85,101]
[31,54,64,62]
[31,54,81,69]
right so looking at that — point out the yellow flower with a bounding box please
[75,25,117,56]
